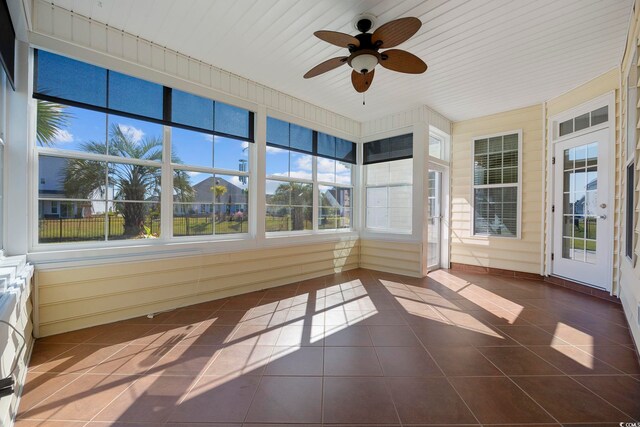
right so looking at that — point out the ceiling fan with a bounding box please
[304,14,428,93]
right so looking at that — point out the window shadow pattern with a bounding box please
[16,268,640,426]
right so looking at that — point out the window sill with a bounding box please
[361,229,419,243]
[28,231,359,268]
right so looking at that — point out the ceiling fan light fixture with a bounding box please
[350,53,378,74]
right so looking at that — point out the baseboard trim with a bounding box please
[449,262,620,304]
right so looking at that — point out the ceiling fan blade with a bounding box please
[314,30,360,48]
[304,56,348,78]
[351,69,375,93]
[372,17,422,48]
[380,49,427,74]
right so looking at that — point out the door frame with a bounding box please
[546,91,616,292]
[427,161,450,272]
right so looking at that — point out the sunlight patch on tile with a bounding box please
[551,343,594,369]
[553,322,593,347]
[436,307,503,337]
[428,270,470,291]
[396,297,449,324]
[460,285,524,313]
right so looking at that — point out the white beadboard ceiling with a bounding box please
[46,0,632,122]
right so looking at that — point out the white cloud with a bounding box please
[294,155,312,171]
[317,157,336,173]
[242,141,249,149]
[204,134,214,142]
[289,171,312,180]
[229,175,248,189]
[317,172,335,183]
[53,129,73,143]
[118,124,145,143]
[266,146,285,154]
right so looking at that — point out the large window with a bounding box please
[472,132,520,237]
[364,134,413,232]
[265,117,355,233]
[34,50,253,244]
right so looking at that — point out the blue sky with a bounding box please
[46,105,351,191]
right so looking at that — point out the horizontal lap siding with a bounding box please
[36,240,359,337]
[451,105,543,274]
[359,239,422,277]
[618,0,640,351]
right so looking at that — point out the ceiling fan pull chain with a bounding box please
[363,92,366,106]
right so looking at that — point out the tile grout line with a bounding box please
[402,273,563,425]
[468,337,563,425]
[20,333,131,421]
[398,289,482,427]
[367,327,403,426]
[81,311,220,426]
[563,374,640,422]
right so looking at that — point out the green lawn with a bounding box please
[39,214,349,242]
[39,216,246,242]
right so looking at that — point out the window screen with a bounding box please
[35,50,254,142]
[363,133,413,164]
[36,50,107,107]
[108,71,164,120]
[266,117,356,163]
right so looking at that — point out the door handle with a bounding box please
[598,215,607,220]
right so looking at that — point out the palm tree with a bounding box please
[63,124,191,236]
[270,182,312,230]
[36,100,71,146]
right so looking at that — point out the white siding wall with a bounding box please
[619,0,640,351]
[360,106,452,276]
[36,239,359,337]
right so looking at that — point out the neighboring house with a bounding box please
[38,156,114,219]
[175,176,247,217]
[322,186,350,211]
[572,177,598,217]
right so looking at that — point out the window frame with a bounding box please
[364,157,414,234]
[31,50,257,249]
[265,149,354,237]
[169,126,251,240]
[470,129,522,239]
[626,162,635,262]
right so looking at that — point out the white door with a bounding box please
[427,170,441,270]
[552,128,611,289]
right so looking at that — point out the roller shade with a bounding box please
[363,133,413,164]
[267,117,356,164]
[34,50,254,142]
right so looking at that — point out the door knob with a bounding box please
[600,203,607,208]
[598,215,607,219]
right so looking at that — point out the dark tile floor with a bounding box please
[15,268,640,426]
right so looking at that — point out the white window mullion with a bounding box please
[313,156,318,232]
[161,125,172,239]
[254,105,266,241]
